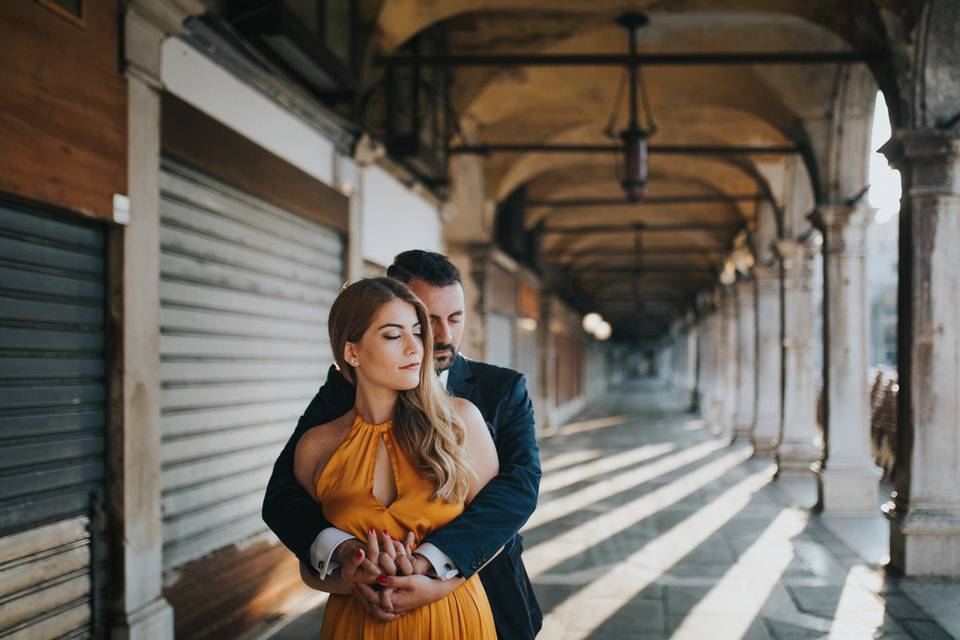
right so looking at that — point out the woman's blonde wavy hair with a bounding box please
[329,277,474,503]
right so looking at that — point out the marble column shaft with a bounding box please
[734,278,757,441]
[817,204,882,512]
[777,239,821,473]
[753,264,782,456]
[718,286,738,441]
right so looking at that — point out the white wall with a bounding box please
[362,165,443,266]
[161,38,337,187]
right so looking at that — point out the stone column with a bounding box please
[113,2,203,638]
[734,278,757,441]
[817,204,882,512]
[702,305,721,429]
[776,238,821,473]
[752,264,782,456]
[686,321,699,411]
[718,286,738,441]
[883,130,960,576]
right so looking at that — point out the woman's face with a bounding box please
[348,298,424,391]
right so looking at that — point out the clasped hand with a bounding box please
[333,528,451,622]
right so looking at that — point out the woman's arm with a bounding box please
[454,398,500,504]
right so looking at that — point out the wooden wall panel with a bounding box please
[163,538,306,640]
[161,93,349,232]
[0,1,127,221]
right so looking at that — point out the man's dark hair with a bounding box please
[387,250,462,286]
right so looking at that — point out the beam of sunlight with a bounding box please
[523,446,755,578]
[539,443,675,494]
[542,415,632,438]
[827,565,887,635]
[540,449,605,473]
[524,440,727,533]
[669,508,808,639]
[538,462,776,639]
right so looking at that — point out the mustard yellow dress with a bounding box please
[316,415,497,639]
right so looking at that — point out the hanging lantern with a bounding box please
[611,14,656,202]
[620,128,649,202]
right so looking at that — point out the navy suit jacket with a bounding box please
[262,355,543,639]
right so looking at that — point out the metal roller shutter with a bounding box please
[158,161,343,570]
[0,201,107,639]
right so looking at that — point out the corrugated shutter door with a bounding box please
[486,312,514,369]
[159,162,343,570]
[0,202,106,639]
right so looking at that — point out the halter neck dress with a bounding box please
[315,414,496,639]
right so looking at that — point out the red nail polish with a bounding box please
[355,549,363,558]
[377,575,388,585]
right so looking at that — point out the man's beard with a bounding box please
[433,343,458,372]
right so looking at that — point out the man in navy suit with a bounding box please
[262,250,542,639]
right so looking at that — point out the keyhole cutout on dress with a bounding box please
[371,434,399,509]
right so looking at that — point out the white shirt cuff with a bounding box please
[310,527,357,579]
[414,542,460,579]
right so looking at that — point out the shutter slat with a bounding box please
[159,163,340,571]
[0,205,103,637]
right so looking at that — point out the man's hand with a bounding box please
[352,583,402,623]
[377,574,463,615]
[331,538,381,585]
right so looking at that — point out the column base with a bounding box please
[733,421,755,442]
[777,442,821,475]
[752,434,779,458]
[817,463,882,513]
[111,597,174,640]
[889,509,960,577]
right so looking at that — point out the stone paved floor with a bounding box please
[261,380,959,640]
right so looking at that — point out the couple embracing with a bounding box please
[262,250,543,638]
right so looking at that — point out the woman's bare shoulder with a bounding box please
[450,397,484,426]
[297,412,355,456]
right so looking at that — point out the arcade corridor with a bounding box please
[263,381,959,640]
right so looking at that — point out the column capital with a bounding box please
[774,237,816,261]
[753,263,779,282]
[880,129,960,193]
[817,203,872,255]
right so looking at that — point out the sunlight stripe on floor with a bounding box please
[538,463,776,639]
[669,508,807,639]
[541,415,632,438]
[539,443,675,494]
[523,439,727,534]
[540,449,606,473]
[523,445,755,578]
[827,566,888,635]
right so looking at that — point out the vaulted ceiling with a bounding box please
[359,0,919,342]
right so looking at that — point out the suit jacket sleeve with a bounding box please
[261,365,355,565]
[423,373,541,578]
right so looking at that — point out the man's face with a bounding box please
[406,278,465,372]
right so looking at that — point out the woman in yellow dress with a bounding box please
[293,277,499,639]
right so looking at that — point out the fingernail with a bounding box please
[377,575,388,585]
[355,549,363,558]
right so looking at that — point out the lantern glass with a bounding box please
[619,129,648,201]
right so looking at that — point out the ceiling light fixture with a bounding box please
[607,13,657,202]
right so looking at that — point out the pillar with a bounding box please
[752,264,782,456]
[776,238,821,473]
[817,204,882,512]
[112,2,203,638]
[686,320,699,412]
[718,286,738,442]
[883,130,960,576]
[734,278,757,441]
